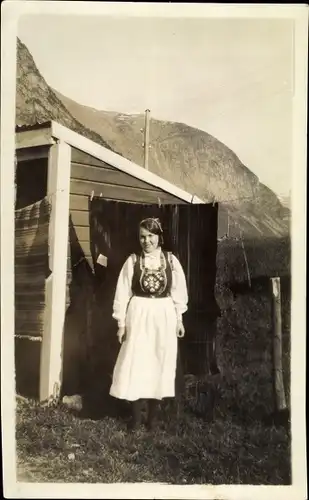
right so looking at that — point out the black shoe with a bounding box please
[127,419,141,432]
[146,419,155,431]
[128,399,142,431]
[146,419,159,431]
[146,399,159,431]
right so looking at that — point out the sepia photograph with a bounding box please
[1,2,307,499]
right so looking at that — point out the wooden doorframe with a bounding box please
[39,140,72,402]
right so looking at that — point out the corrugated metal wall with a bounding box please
[15,196,51,398]
[15,149,73,398]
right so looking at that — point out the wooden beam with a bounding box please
[39,141,72,402]
[74,226,90,242]
[16,127,55,150]
[70,179,183,204]
[70,210,89,227]
[70,194,89,211]
[51,121,204,204]
[16,146,50,162]
[71,163,162,191]
[71,148,115,169]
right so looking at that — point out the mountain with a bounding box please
[16,37,289,239]
[278,194,291,210]
[16,39,113,150]
[53,90,289,238]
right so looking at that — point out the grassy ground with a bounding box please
[16,393,290,485]
[16,283,291,485]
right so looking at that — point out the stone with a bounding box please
[62,394,83,412]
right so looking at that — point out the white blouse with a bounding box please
[112,247,188,327]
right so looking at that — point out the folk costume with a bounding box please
[109,246,188,403]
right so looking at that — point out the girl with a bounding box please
[110,217,188,430]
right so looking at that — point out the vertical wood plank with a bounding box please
[271,277,287,412]
[40,141,71,402]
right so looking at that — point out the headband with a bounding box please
[139,217,163,233]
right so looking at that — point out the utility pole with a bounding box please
[144,109,150,170]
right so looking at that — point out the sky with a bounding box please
[18,14,294,196]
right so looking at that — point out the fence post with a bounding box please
[270,277,287,412]
[240,230,251,288]
[40,141,71,402]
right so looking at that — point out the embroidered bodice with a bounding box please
[112,248,188,327]
[131,250,172,298]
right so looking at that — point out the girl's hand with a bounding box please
[176,320,185,338]
[117,326,126,344]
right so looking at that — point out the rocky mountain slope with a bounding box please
[278,195,291,210]
[54,90,290,238]
[16,37,290,239]
[16,39,113,150]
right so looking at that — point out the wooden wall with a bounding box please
[69,147,186,267]
[61,148,190,399]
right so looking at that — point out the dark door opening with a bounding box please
[15,157,48,210]
[70,198,221,418]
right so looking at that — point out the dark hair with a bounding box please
[139,217,164,246]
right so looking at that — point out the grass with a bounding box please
[16,394,290,485]
[16,282,291,485]
[14,255,292,485]
[216,236,291,285]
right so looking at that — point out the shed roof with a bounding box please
[16,121,204,205]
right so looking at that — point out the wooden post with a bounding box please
[39,141,72,402]
[271,277,287,412]
[144,109,150,170]
[240,230,251,288]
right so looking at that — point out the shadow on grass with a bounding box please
[16,393,292,485]
[72,383,131,423]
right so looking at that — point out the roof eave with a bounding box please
[50,120,204,205]
[15,120,205,205]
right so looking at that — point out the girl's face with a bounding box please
[139,227,160,253]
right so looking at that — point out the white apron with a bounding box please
[109,248,188,401]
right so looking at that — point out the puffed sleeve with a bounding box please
[171,254,188,321]
[112,255,134,328]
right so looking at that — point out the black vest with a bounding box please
[131,250,173,298]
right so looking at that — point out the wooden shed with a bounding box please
[15,121,219,404]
